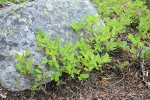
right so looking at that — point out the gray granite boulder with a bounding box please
[0,0,100,91]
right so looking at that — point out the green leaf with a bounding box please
[36,74,42,81]
[35,68,42,74]
[26,59,34,71]
[105,38,117,51]
[101,53,111,63]
[122,61,129,68]
[44,34,50,43]
[16,63,23,73]
[71,21,83,33]
[117,41,129,50]
[15,53,21,61]
[55,37,60,45]
[55,72,62,81]
[145,49,150,56]
[45,73,49,78]
[78,74,89,80]
[36,34,43,42]
[64,42,72,51]
[38,29,44,35]
[128,34,137,44]
[41,58,48,64]
[20,56,25,63]
[25,50,30,57]
[141,48,150,58]
[31,83,38,90]
[30,69,36,75]
[95,54,100,62]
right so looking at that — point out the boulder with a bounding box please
[0,0,100,91]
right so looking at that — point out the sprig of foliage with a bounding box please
[36,29,111,84]
[73,0,150,68]
[15,51,42,90]
[15,51,34,75]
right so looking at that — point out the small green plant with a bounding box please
[36,29,111,84]
[15,50,42,90]
[71,21,84,34]
[15,50,34,75]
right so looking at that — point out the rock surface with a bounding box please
[0,0,100,91]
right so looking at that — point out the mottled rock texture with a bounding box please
[0,0,100,91]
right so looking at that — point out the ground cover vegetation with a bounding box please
[13,0,150,90]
